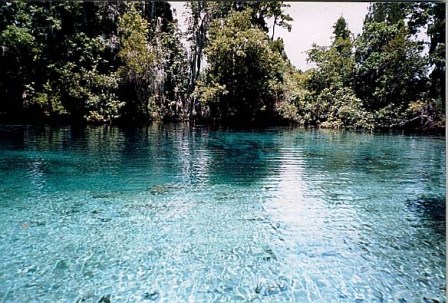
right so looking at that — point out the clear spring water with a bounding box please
[0,124,445,303]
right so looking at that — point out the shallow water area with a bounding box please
[0,124,445,302]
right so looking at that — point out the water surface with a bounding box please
[0,125,445,302]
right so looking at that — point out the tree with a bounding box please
[117,3,188,122]
[266,2,293,40]
[184,1,293,119]
[0,1,443,131]
[276,68,311,125]
[0,22,38,121]
[240,2,293,39]
[408,3,445,112]
[307,16,355,91]
[364,2,411,25]
[185,1,227,118]
[118,6,157,121]
[0,2,125,123]
[303,16,368,129]
[158,20,189,120]
[195,9,286,124]
[333,16,351,40]
[354,4,428,127]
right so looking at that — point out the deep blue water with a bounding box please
[0,124,445,302]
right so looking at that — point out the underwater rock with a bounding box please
[144,291,160,301]
[149,184,170,195]
[214,282,234,294]
[405,195,446,235]
[262,246,277,261]
[54,260,68,271]
[98,294,111,303]
[405,196,445,222]
[255,277,289,296]
[277,276,290,292]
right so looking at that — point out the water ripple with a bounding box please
[0,125,445,302]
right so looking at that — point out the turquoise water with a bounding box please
[0,124,445,303]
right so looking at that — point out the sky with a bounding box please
[169,2,370,71]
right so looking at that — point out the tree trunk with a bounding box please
[271,16,277,40]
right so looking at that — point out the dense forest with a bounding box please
[0,1,445,132]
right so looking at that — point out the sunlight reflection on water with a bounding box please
[0,125,445,302]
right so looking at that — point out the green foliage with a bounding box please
[354,7,428,128]
[307,16,354,90]
[300,17,368,129]
[0,1,444,133]
[409,3,445,112]
[300,5,442,131]
[117,4,188,122]
[0,1,187,123]
[158,22,189,120]
[23,81,65,117]
[118,8,154,78]
[333,16,351,40]
[194,80,227,105]
[314,87,372,129]
[276,70,310,124]
[196,9,286,123]
[118,7,155,120]
[61,64,121,123]
[0,2,124,123]
[307,45,354,91]
[0,25,36,51]
[246,1,293,37]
